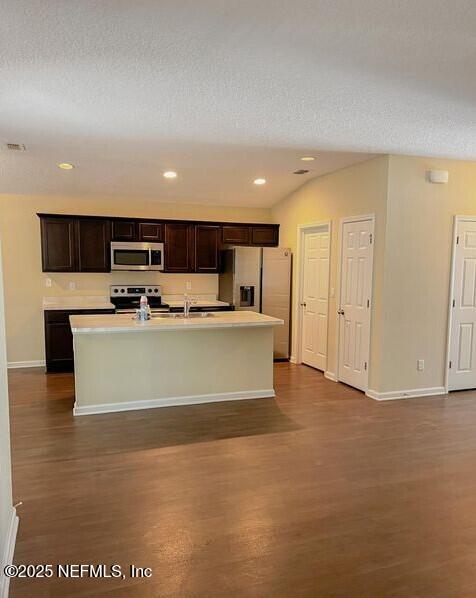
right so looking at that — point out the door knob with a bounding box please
[337,308,345,316]
[300,302,307,307]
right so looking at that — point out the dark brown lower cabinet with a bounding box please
[44,309,115,373]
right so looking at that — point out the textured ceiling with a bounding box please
[1,0,475,207]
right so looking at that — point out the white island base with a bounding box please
[70,311,283,416]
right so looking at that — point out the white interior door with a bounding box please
[300,228,330,370]
[338,218,374,391]
[449,219,476,391]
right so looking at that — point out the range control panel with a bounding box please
[110,285,162,297]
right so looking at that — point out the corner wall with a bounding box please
[271,156,389,388]
[378,155,476,393]
[0,195,271,364]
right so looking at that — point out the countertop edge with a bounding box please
[43,304,115,311]
[71,320,284,334]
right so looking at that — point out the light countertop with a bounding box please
[70,311,283,334]
[43,294,228,311]
[42,296,115,311]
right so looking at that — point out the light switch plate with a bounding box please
[417,359,424,371]
[69,281,76,291]
[186,281,192,291]
[45,278,52,288]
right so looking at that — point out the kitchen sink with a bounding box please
[150,312,216,319]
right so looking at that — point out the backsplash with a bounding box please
[42,271,218,298]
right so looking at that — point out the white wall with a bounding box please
[0,241,17,598]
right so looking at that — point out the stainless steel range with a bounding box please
[110,285,169,314]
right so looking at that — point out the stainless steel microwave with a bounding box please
[110,242,164,271]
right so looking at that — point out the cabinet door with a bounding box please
[111,220,137,241]
[77,219,111,272]
[195,225,220,272]
[251,226,279,246]
[139,222,163,242]
[164,224,194,272]
[41,217,77,272]
[222,225,251,245]
[45,323,74,371]
[44,311,75,372]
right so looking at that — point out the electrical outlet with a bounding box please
[186,281,192,291]
[45,278,52,288]
[69,281,76,291]
[417,359,424,371]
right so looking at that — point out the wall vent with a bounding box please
[293,169,309,175]
[6,143,26,151]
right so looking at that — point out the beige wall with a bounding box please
[272,152,476,395]
[0,241,15,582]
[379,155,476,393]
[5,155,474,393]
[0,195,270,363]
[271,156,389,388]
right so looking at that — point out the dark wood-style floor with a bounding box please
[8,364,476,597]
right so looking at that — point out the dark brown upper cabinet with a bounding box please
[138,222,163,242]
[251,226,279,246]
[41,217,111,273]
[77,218,111,272]
[111,220,137,241]
[195,225,220,273]
[164,223,195,272]
[39,214,279,274]
[222,225,251,245]
[41,217,77,272]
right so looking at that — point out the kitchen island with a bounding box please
[70,311,283,416]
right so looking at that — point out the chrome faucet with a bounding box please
[183,294,196,318]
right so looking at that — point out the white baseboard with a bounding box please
[7,360,45,369]
[324,371,337,382]
[1,508,19,598]
[366,386,446,401]
[74,389,276,416]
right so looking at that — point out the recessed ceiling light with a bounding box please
[300,156,316,161]
[253,178,266,185]
[163,171,177,179]
[58,163,74,170]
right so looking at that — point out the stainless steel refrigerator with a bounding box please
[218,247,292,359]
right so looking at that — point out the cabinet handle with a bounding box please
[300,302,306,307]
[337,308,345,316]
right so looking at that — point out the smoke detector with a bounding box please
[6,143,26,151]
